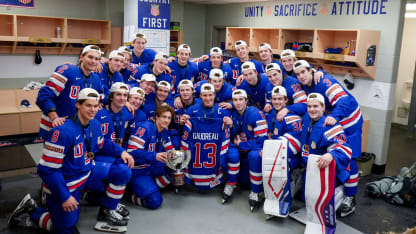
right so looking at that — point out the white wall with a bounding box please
[204,0,406,166]
[392,17,416,126]
[182,2,206,56]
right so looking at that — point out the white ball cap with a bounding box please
[118,46,131,55]
[307,93,325,105]
[265,63,281,73]
[129,87,146,98]
[109,50,125,60]
[259,42,272,51]
[280,49,296,59]
[154,52,169,61]
[241,61,256,72]
[177,44,191,53]
[293,60,311,71]
[271,86,287,97]
[140,73,157,83]
[157,80,171,92]
[200,83,215,94]
[82,45,103,56]
[110,82,129,93]
[232,89,248,99]
[210,47,223,56]
[133,32,147,42]
[209,68,224,80]
[177,79,194,90]
[78,88,100,101]
[235,40,248,49]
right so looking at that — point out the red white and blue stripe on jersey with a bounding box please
[325,83,348,106]
[254,119,268,137]
[46,72,68,96]
[127,135,146,151]
[339,106,362,130]
[39,141,65,169]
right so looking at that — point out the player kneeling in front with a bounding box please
[9,88,134,233]
[300,93,352,234]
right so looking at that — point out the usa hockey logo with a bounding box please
[18,0,32,4]
[151,4,160,17]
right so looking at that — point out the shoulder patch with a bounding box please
[324,125,344,140]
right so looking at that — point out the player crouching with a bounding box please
[9,88,134,233]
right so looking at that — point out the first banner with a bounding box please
[0,0,34,8]
[138,0,170,30]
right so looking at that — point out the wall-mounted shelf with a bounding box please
[226,27,380,79]
[0,13,111,55]
[169,30,183,56]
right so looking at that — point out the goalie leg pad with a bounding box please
[305,154,336,234]
[262,139,292,217]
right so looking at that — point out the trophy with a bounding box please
[166,150,191,186]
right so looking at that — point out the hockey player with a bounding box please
[133,52,173,90]
[266,86,302,170]
[95,82,134,148]
[257,43,283,72]
[143,81,174,121]
[128,87,147,130]
[227,89,268,210]
[263,62,307,116]
[130,32,157,66]
[236,61,271,110]
[180,84,237,198]
[95,50,124,104]
[227,40,263,86]
[193,69,235,109]
[117,46,139,87]
[294,60,362,217]
[36,45,104,139]
[171,79,201,149]
[300,93,352,232]
[127,105,175,209]
[197,47,233,83]
[9,88,134,233]
[280,49,297,78]
[168,44,199,92]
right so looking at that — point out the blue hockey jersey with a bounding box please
[266,110,302,168]
[230,106,268,151]
[38,117,124,203]
[265,76,307,115]
[131,48,157,66]
[227,57,263,86]
[236,73,271,110]
[95,62,123,104]
[95,106,134,144]
[126,120,174,167]
[300,114,352,183]
[181,118,230,190]
[37,64,104,138]
[185,102,231,119]
[168,60,199,93]
[301,74,363,133]
[197,60,233,83]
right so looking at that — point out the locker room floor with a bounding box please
[0,124,415,234]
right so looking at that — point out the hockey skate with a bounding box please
[339,196,356,217]
[249,192,262,212]
[8,194,37,227]
[115,203,130,220]
[221,184,235,204]
[94,207,128,233]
